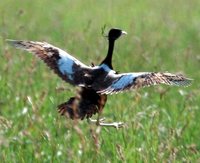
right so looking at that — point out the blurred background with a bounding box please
[0,0,199,162]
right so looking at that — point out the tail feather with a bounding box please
[58,88,107,120]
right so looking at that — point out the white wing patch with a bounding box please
[110,72,149,90]
[58,57,74,80]
[110,74,134,90]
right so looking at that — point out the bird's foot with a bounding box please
[88,118,124,129]
[98,121,124,129]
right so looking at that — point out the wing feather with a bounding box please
[7,39,93,86]
[97,72,192,94]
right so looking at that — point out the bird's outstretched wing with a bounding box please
[97,72,192,94]
[7,40,94,86]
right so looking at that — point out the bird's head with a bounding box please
[107,28,127,41]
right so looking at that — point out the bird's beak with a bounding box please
[122,31,127,35]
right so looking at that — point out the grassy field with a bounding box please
[0,0,200,162]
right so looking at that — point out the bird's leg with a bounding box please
[88,118,124,129]
[98,120,124,129]
[96,111,102,125]
[88,112,124,129]
[88,111,105,124]
[87,94,124,129]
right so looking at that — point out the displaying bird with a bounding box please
[7,28,192,128]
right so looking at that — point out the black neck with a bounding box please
[101,39,115,69]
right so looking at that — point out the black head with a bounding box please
[108,28,127,41]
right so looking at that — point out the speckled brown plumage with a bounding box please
[58,88,107,120]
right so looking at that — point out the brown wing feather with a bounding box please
[7,40,93,86]
[97,72,192,94]
[135,72,192,88]
[10,40,68,81]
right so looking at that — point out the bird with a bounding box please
[7,28,192,128]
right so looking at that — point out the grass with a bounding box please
[0,0,200,162]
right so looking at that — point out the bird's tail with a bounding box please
[57,97,81,119]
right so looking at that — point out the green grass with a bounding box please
[0,0,200,162]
